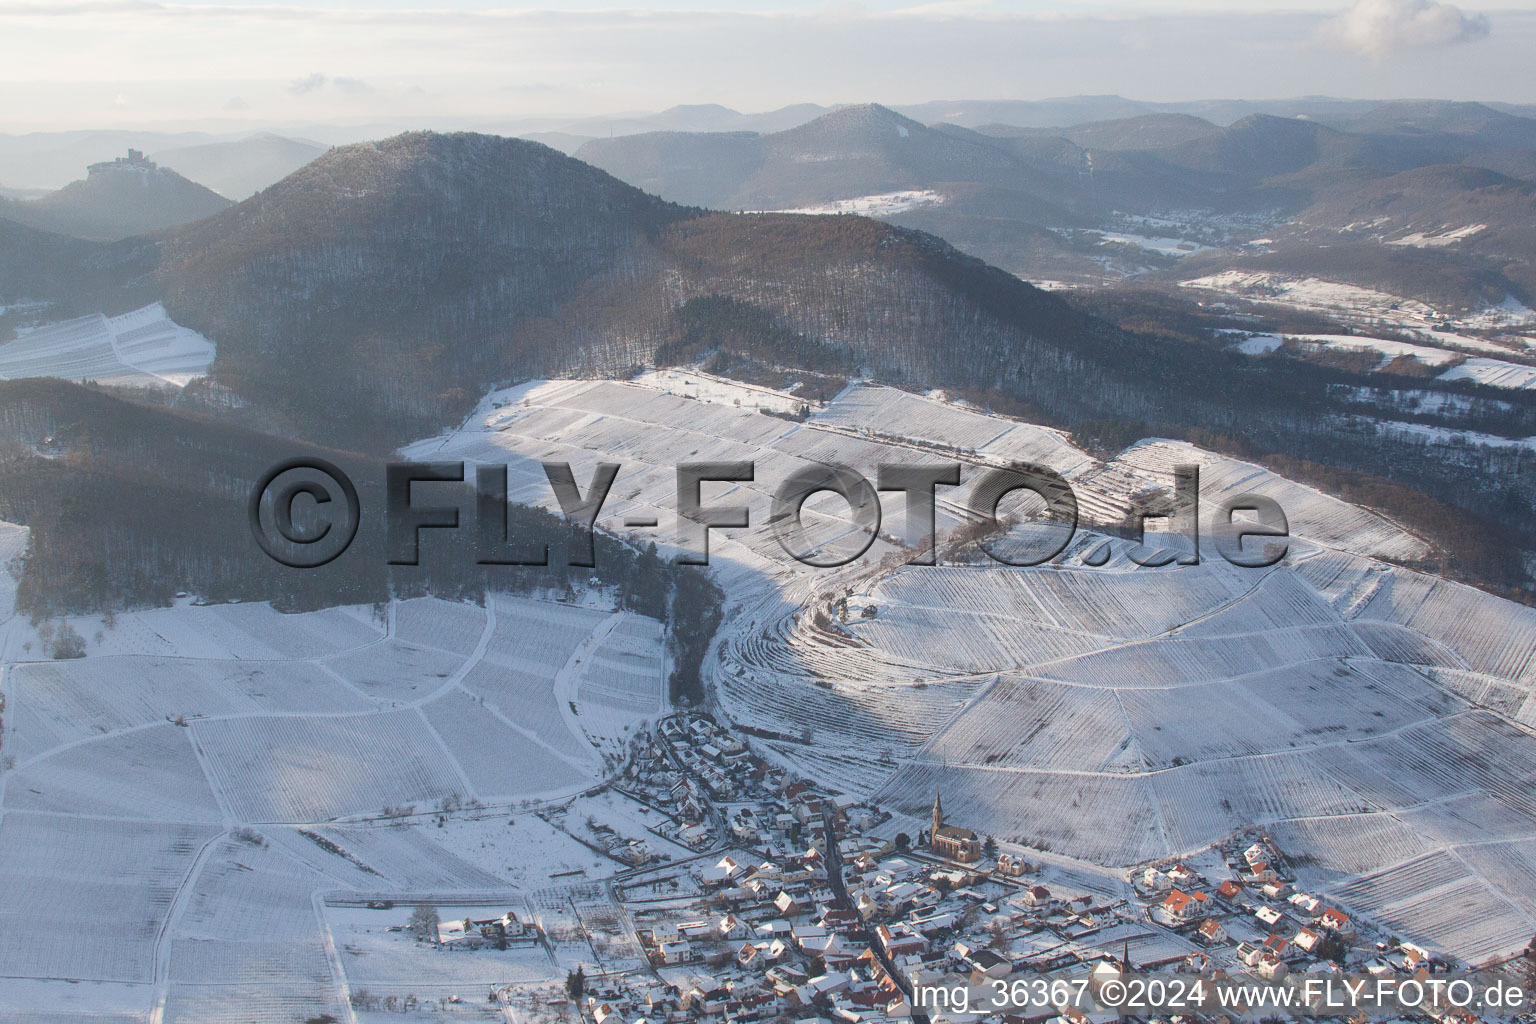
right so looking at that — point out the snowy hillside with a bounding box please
[0,589,667,1021]
[0,303,215,387]
[3,371,1535,1022]
[414,372,1536,964]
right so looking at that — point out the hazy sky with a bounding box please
[2,0,1533,130]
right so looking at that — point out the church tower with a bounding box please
[928,791,980,862]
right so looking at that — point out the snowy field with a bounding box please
[1185,271,1536,356]
[0,572,669,1020]
[1097,231,1210,257]
[1275,333,1536,392]
[1385,223,1488,248]
[1183,271,1442,324]
[1439,356,1536,390]
[6,365,1536,1014]
[411,372,1536,965]
[762,188,944,217]
[0,303,215,387]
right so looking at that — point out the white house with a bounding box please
[701,856,744,885]
[1197,918,1227,944]
[658,940,694,965]
[1257,954,1289,981]
[1319,908,1353,936]
[1288,892,1322,916]
[1293,928,1322,954]
[1161,888,1209,924]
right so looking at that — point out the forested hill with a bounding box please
[0,377,722,702]
[142,130,1111,452]
[0,130,1459,457]
[155,131,690,446]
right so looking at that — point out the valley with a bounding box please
[0,81,1535,1021]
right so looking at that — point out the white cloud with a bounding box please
[3,2,1534,130]
[1316,0,1490,58]
[287,72,328,96]
[286,71,371,98]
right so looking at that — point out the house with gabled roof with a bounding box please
[1161,888,1209,924]
[1318,907,1352,935]
[1197,918,1227,944]
[1288,891,1322,916]
[701,855,744,885]
[1257,952,1289,981]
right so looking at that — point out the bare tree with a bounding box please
[50,622,87,660]
[408,904,440,942]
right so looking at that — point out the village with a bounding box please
[397,713,1536,1024]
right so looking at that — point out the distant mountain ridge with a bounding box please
[582,101,1536,221]
[577,103,1074,219]
[573,100,1536,306]
[571,100,1075,236]
[2,127,1534,599]
[152,133,328,200]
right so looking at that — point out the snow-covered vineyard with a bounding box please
[0,591,667,1022]
[412,371,1536,966]
[3,369,1536,1020]
[0,303,215,388]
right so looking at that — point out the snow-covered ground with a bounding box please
[762,188,944,217]
[1183,271,1441,324]
[1183,271,1536,349]
[0,572,669,1021]
[1459,293,1536,333]
[1210,303,1536,388]
[1366,418,1536,451]
[1228,331,1282,354]
[1238,332,1536,391]
[1096,231,1210,257]
[1386,223,1488,248]
[1284,332,1462,366]
[5,369,1536,1016]
[0,302,215,387]
[632,367,813,415]
[408,373,1536,965]
[1438,356,1536,390]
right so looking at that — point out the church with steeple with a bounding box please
[929,792,981,863]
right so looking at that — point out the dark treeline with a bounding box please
[0,379,720,702]
[0,219,158,333]
[655,294,853,374]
